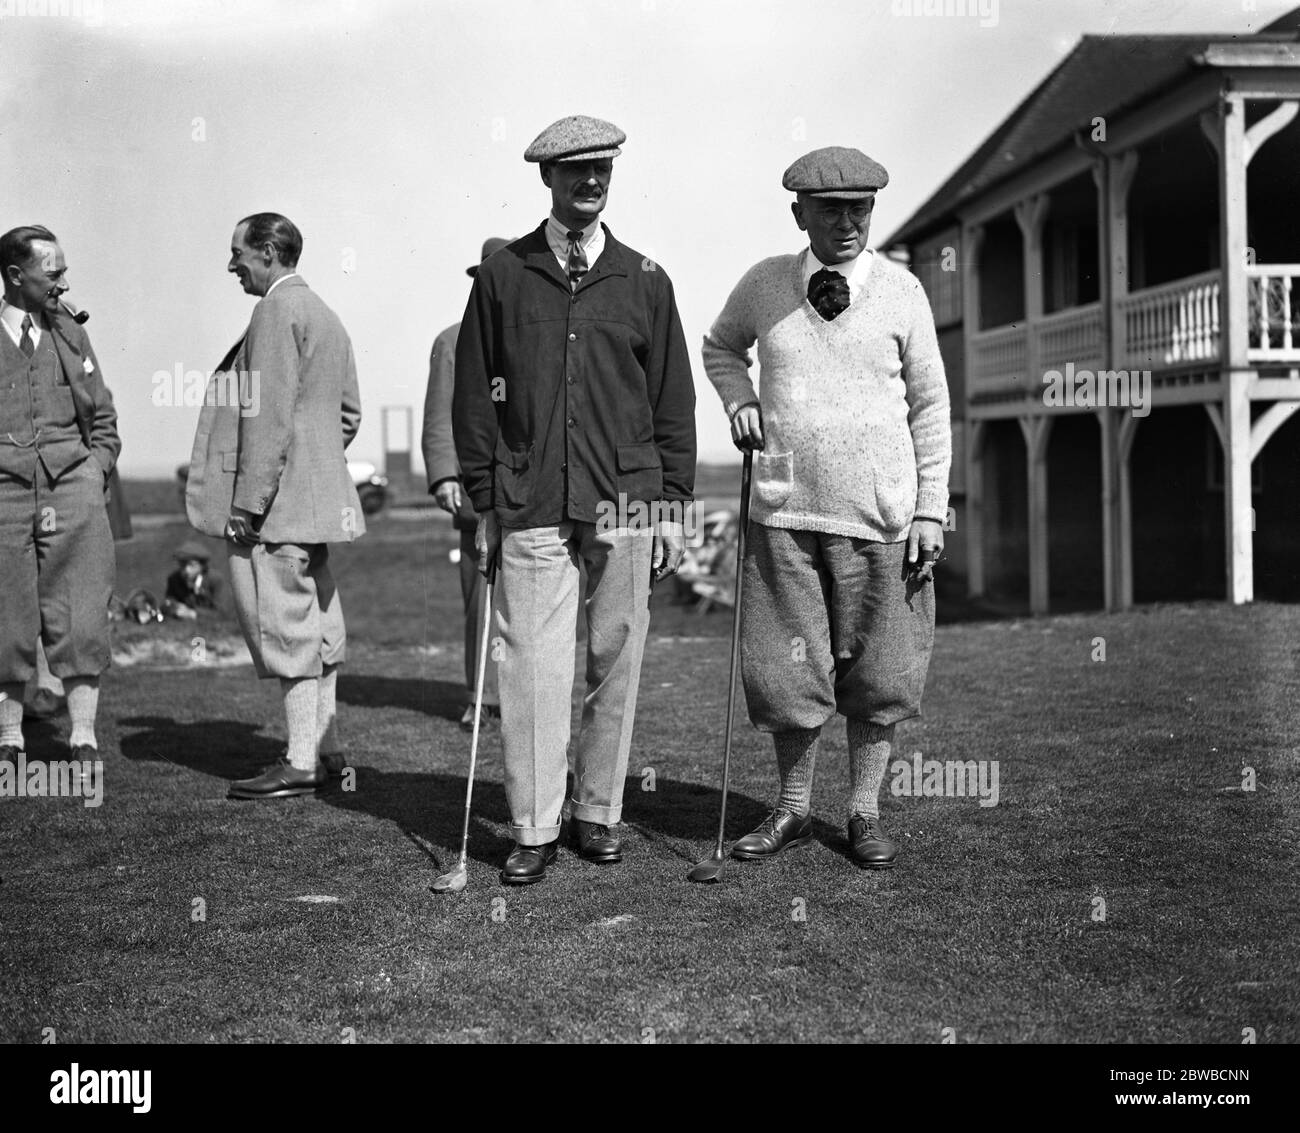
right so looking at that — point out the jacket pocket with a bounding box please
[221,450,239,473]
[616,442,663,503]
[493,437,533,511]
[753,450,794,511]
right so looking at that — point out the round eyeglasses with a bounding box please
[814,202,874,225]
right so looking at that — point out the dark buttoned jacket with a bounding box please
[453,223,696,528]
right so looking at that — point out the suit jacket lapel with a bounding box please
[43,312,97,450]
[520,224,570,292]
[574,229,630,294]
[186,334,247,536]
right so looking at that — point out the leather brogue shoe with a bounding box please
[500,840,559,885]
[848,813,898,869]
[730,808,813,860]
[228,758,326,800]
[571,819,622,863]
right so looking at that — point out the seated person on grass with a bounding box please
[161,540,228,619]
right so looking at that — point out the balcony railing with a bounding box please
[968,266,1300,398]
[1117,270,1221,370]
[1039,301,1103,375]
[1247,264,1300,359]
[970,323,1028,393]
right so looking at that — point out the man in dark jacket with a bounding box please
[454,115,697,885]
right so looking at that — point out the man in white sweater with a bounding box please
[702,146,950,869]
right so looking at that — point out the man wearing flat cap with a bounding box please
[422,237,509,731]
[454,114,697,885]
[702,146,950,870]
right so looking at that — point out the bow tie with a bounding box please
[808,268,850,321]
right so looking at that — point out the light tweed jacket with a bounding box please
[187,276,365,544]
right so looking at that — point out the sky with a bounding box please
[1,0,1291,476]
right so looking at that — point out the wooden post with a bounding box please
[1094,158,1119,613]
[962,224,988,601]
[1215,96,1251,601]
[1019,414,1053,615]
[1015,195,1050,389]
[1098,409,1118,611]
[962,223,985,334]
[967,419,987,598]
[1223,374,1253,603]
[1116,413,1140,609]
[1107,152,1139,368]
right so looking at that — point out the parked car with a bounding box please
[176,461,390,516]
[349,461,390,516]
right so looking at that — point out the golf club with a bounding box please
[432,554,498,894]
[687,448,754,884]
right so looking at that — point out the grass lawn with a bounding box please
[2,507,1298,1044]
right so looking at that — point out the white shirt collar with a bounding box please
[545,213,605,272]
[803,246,874,299]
[265,271,300,297]
[547,213,600,245]
[0,300,41,348]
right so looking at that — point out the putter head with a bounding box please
[686,852,726,884]
[431,867,468,894]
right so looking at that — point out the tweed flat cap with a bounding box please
[782,146,889,198]
[524,115,625,163]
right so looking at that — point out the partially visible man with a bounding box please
[0,225,120,764]
[422,237,509,732]
[187,213,365,799]
[455,115,697,885]
[702,147,951,870]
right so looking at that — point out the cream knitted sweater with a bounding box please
[702,249,951,542]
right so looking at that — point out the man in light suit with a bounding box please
[422,236,509,732]
[186,212,365,800]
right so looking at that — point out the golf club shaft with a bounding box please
[713,450,753,856]
[454,560,497,869]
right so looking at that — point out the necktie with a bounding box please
[566,229,588,290]
[808,268,851,321]
[19,315,35,358]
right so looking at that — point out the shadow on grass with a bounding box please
[336,674,465,723]
[117,716,284,778]
[16,715,65,760]
[113,713,851,869]
[316,765,839,873]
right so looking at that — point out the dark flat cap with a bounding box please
[783,146,889,198]
[524,115,625,163]
[467,236,511,277]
